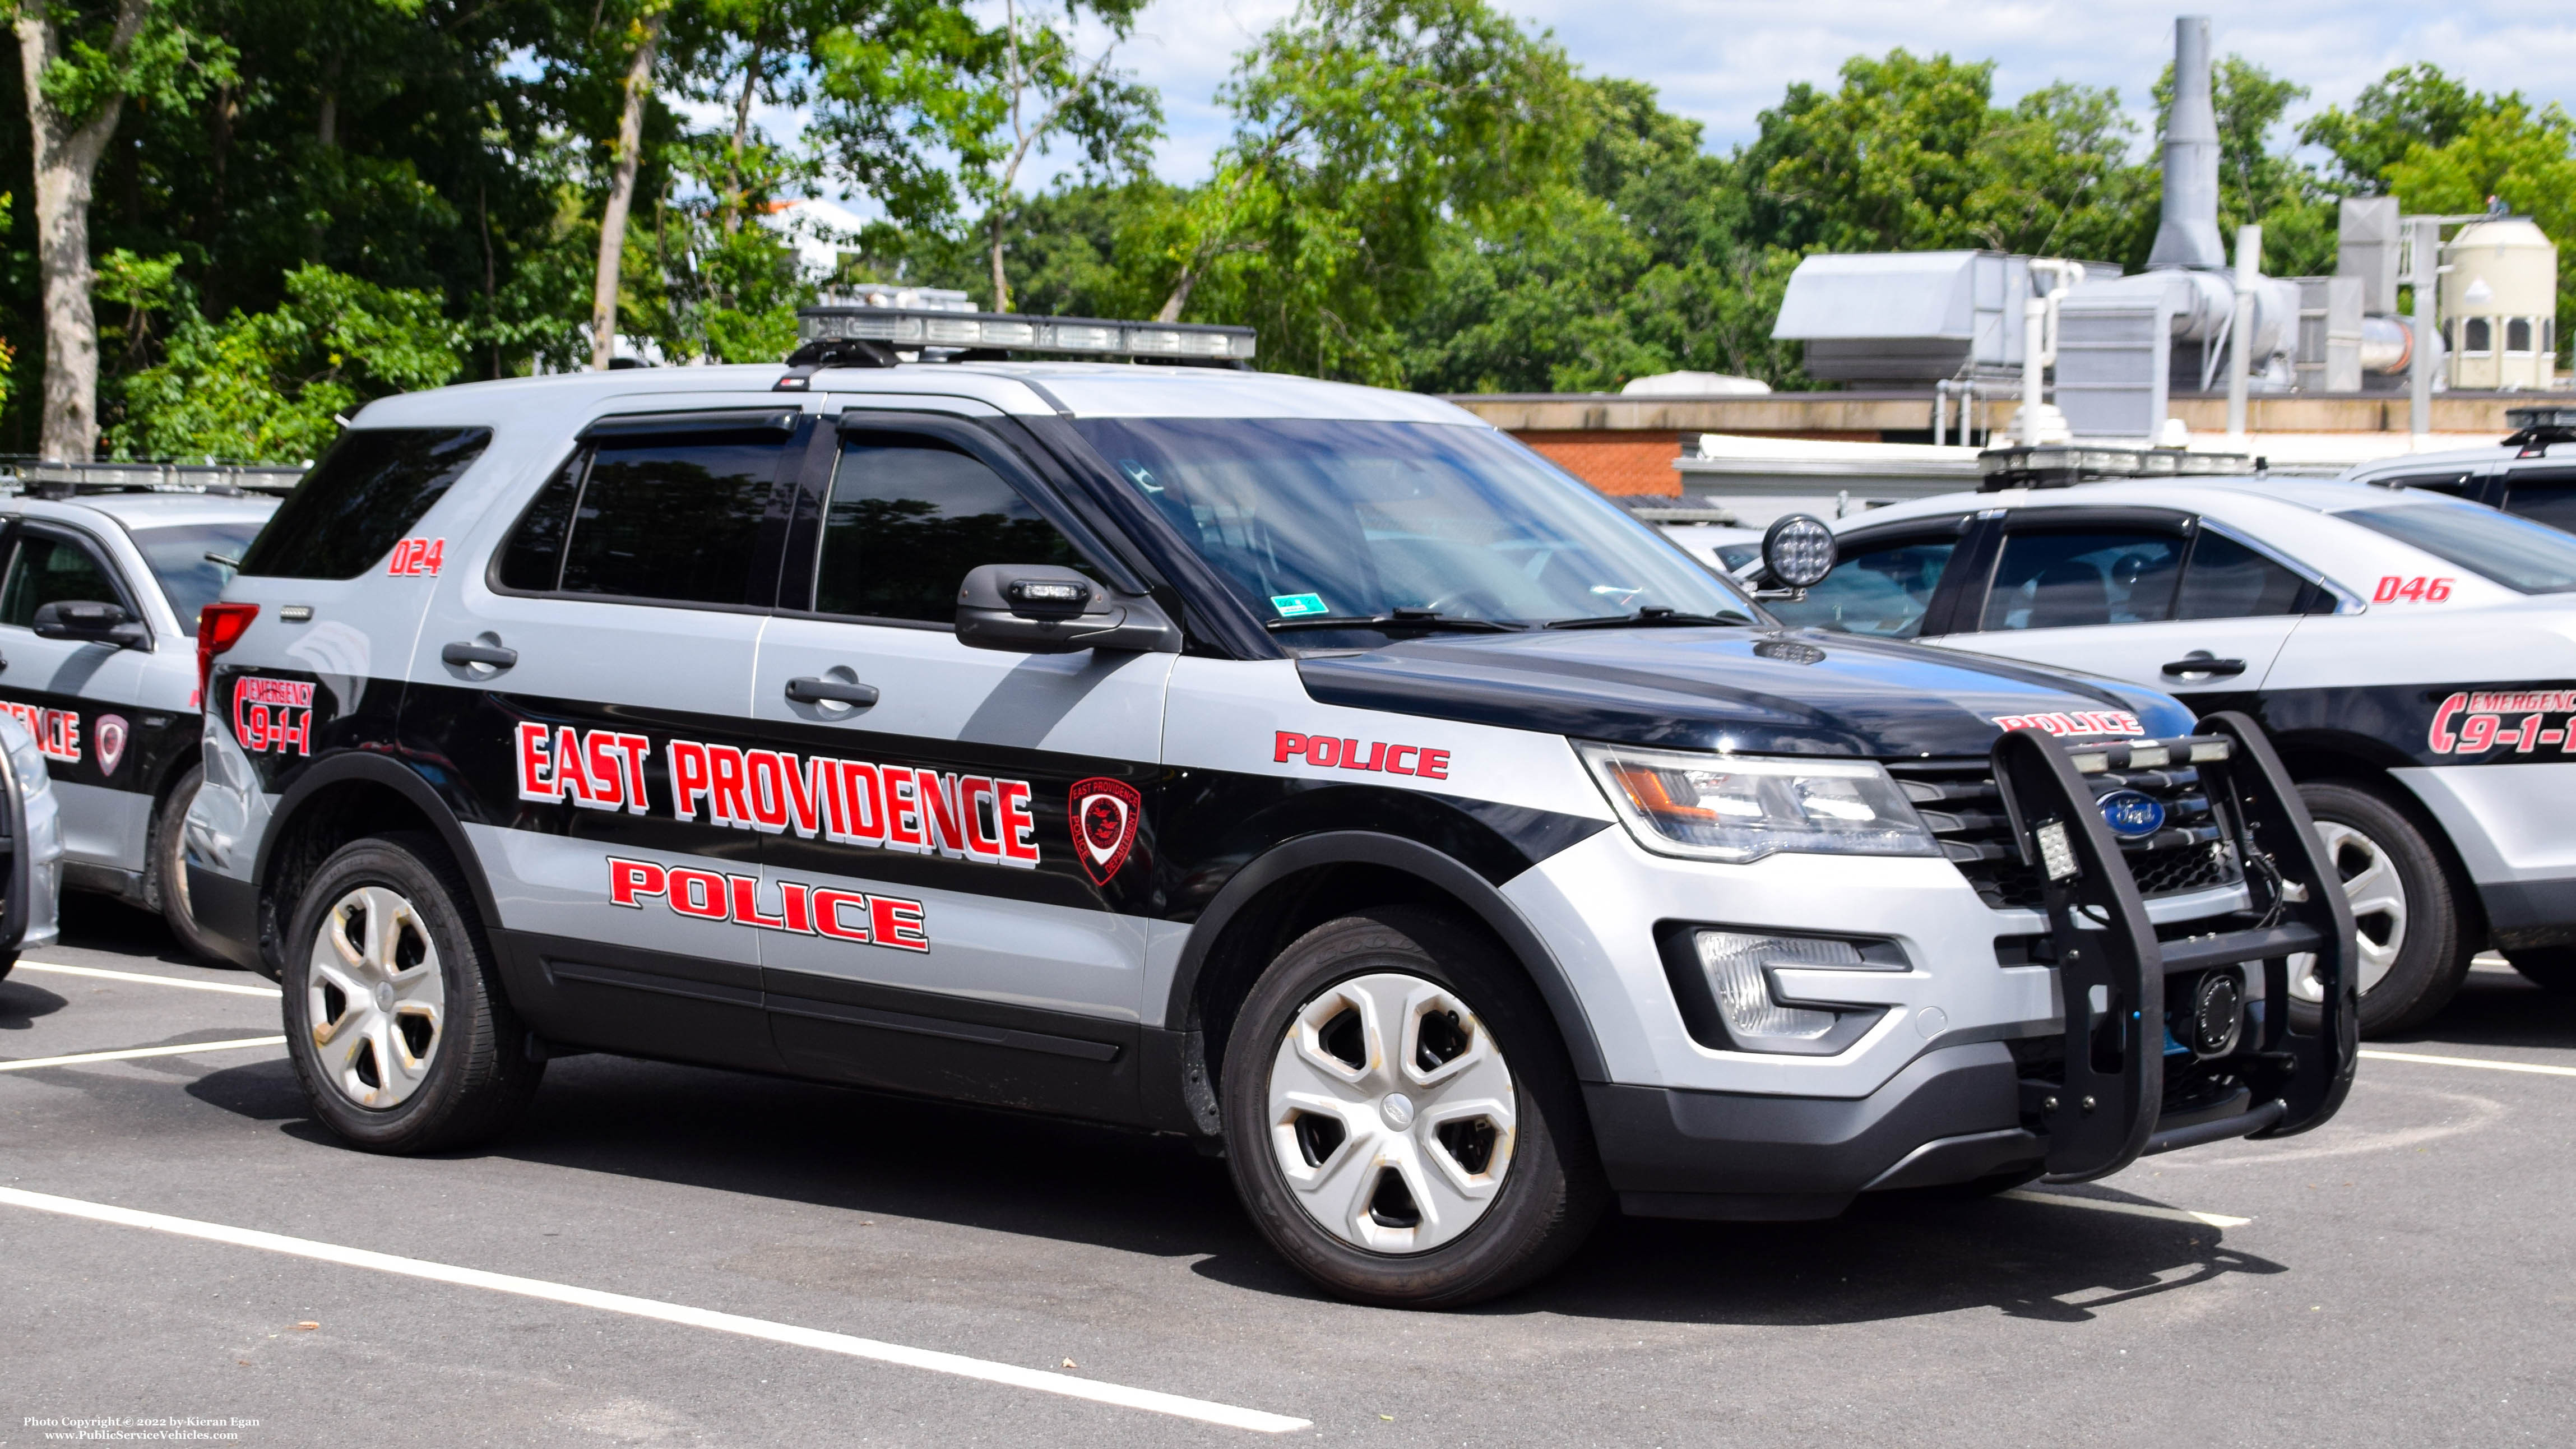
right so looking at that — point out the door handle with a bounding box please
[441,641,518,669]
[2160,655,2246,677]
[785,676,879,707]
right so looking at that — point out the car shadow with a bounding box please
[185,1048,2282,1326]
[0,976,69,1029]
[56,894,224,971]
[2390,965,2576,1052]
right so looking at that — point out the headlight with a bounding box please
[1576,742,1938,863]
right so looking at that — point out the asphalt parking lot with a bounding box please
[3,898,2572,1447]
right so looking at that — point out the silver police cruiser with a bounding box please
[1766,446,2576,1036]
[0,487,276,954]
[184,308,2355,1307]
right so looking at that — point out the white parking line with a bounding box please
[2360,1048,2576,1079]
[1999,1188,2251,1229]
[0,1036,288,1072]
[14,961,281,997]
[0,1185,1310,1434]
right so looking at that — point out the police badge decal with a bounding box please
[1068,777,1142,886]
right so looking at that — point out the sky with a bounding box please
[1105,0,2576,184]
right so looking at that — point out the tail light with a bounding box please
[198,603,259,708]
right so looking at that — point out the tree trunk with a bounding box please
[989,207,1012,314]
[591,9,663,371]
[16,0,148,461]
[724,46,760,235]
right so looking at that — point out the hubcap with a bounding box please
[1266,972,1517,1254]
[2291,820,2408,1002]
[306,885,444,1109]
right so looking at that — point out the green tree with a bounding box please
[2302,63,2509,193]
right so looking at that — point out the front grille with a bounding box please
[1887,758,2243,911]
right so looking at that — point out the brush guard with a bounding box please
[1991,711,2357,1183]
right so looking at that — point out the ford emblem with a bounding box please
[2098,789,2166,839]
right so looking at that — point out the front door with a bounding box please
[746,410,1172,1116]
[0,524,153,865]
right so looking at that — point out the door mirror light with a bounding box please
[955,564,1182,655]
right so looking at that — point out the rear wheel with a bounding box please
[282,832,540,1152]
[147,762,225,964]
[2290,781,2470,1037]
[1221,908,1603,1308]
[2506,948,2576,993]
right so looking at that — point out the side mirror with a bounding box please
[31,600,146,648]
[956,564,1183,655]
[1755,515,1837,598]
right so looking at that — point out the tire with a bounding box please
[1221,906,1604,1308]
[0,953,15,982]
[2291,781,2471,1038]
[281,832,541,1152]
[2506,947,2576,993]
[147,762,226,964]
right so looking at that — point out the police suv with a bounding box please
[2343,404,2576,532]
[1766,448,2576,1035]
[0,488,277,954]
[184,311,2355,1306]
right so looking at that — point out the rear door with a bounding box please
[0,521,154,865]
[404,406,803,1069]
[1930,507,2317,705]
[745,406,1172,1117]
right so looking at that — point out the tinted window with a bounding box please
[2503,467,2576,533]
[536,433,789,604]
[1982,530,2181,631]
[2385,470,2478,499]
[238,427,489,580]
[2176,530,2308,619]
[1,534,122,626]
[128,519,275,633]
[2336,502,2576,594]
[810,436,1085,623]
[1766,538,1954,638]
[497,457,582,592]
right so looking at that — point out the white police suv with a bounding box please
[182,311,2355,1306]
[0,488,276,955]
[1767,448,2576,1035]
[2343,404,2576,533]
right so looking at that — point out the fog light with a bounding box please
[1694,930,1852,1044]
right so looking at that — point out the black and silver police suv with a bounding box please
[183,304,2356,1307]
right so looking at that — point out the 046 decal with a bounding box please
[517,724,1042,869]
[606,856,929,952]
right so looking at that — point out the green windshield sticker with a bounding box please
[1270,592,1328,618]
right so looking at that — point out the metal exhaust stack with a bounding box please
[2149,16,2225,271]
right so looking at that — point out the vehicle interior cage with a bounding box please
[1990,712,2357,1182]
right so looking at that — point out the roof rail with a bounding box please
[0,457,306,499]
[794,304,1255,365]
[1977,444,2259,492]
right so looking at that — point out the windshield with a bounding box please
[2334,501,2576,595]
[1071,418,1755,635]
[128,518,276,632]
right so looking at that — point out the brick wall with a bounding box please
[1511,430,1687,495]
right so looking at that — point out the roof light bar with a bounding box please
[795,305,1256,362]
[1977,444,2257,492]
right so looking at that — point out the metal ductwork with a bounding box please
[2148,17,2226,271]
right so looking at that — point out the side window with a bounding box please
[0,533,123,627]
[2385,470,2478,500]
[2175,530,2310,619]
[238,427,491,580]
[1764,537,1955,638]
[1981,529,2182,631]
[499,429,792,605]
[808,434,1086,624]
[2502,467,2576,534]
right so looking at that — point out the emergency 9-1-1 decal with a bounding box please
[518,725,1041,869]
[606,855,929,952]
[233,678,316,756]
[2429,690,2576,756]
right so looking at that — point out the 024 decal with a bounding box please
[1068,777,1141,886]
[606,855,929,952]
[386,538,446,576]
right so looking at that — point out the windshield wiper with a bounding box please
[1265,609,1524,634]
[1545,605,1750,630]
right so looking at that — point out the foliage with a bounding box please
[2384,101,2576,356]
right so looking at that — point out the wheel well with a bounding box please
[1187,862,1524,1095]
[2274,747,2491,951]
[255,779,444,976]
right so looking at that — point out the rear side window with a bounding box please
[0,534,123,626]
[2175,531,2309,619]
[2502,467,2576,533]
[499,428,792,605]
[2336,502,2576,594]
[238,427,490,580]
[1981,530,2181,631]
[2384,470,2478,499]
[808,434,1086,623]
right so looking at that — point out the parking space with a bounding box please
[4,902,2572,1446]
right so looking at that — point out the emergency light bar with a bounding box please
[1977,444,2257,491]
[795,305,1255,362]
[2504,405,2576,456]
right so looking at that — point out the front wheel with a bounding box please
[1221,908,1602,1308]
[282,832,541,1152]
[149,762,226,963]
[2289,781,2471,1037]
